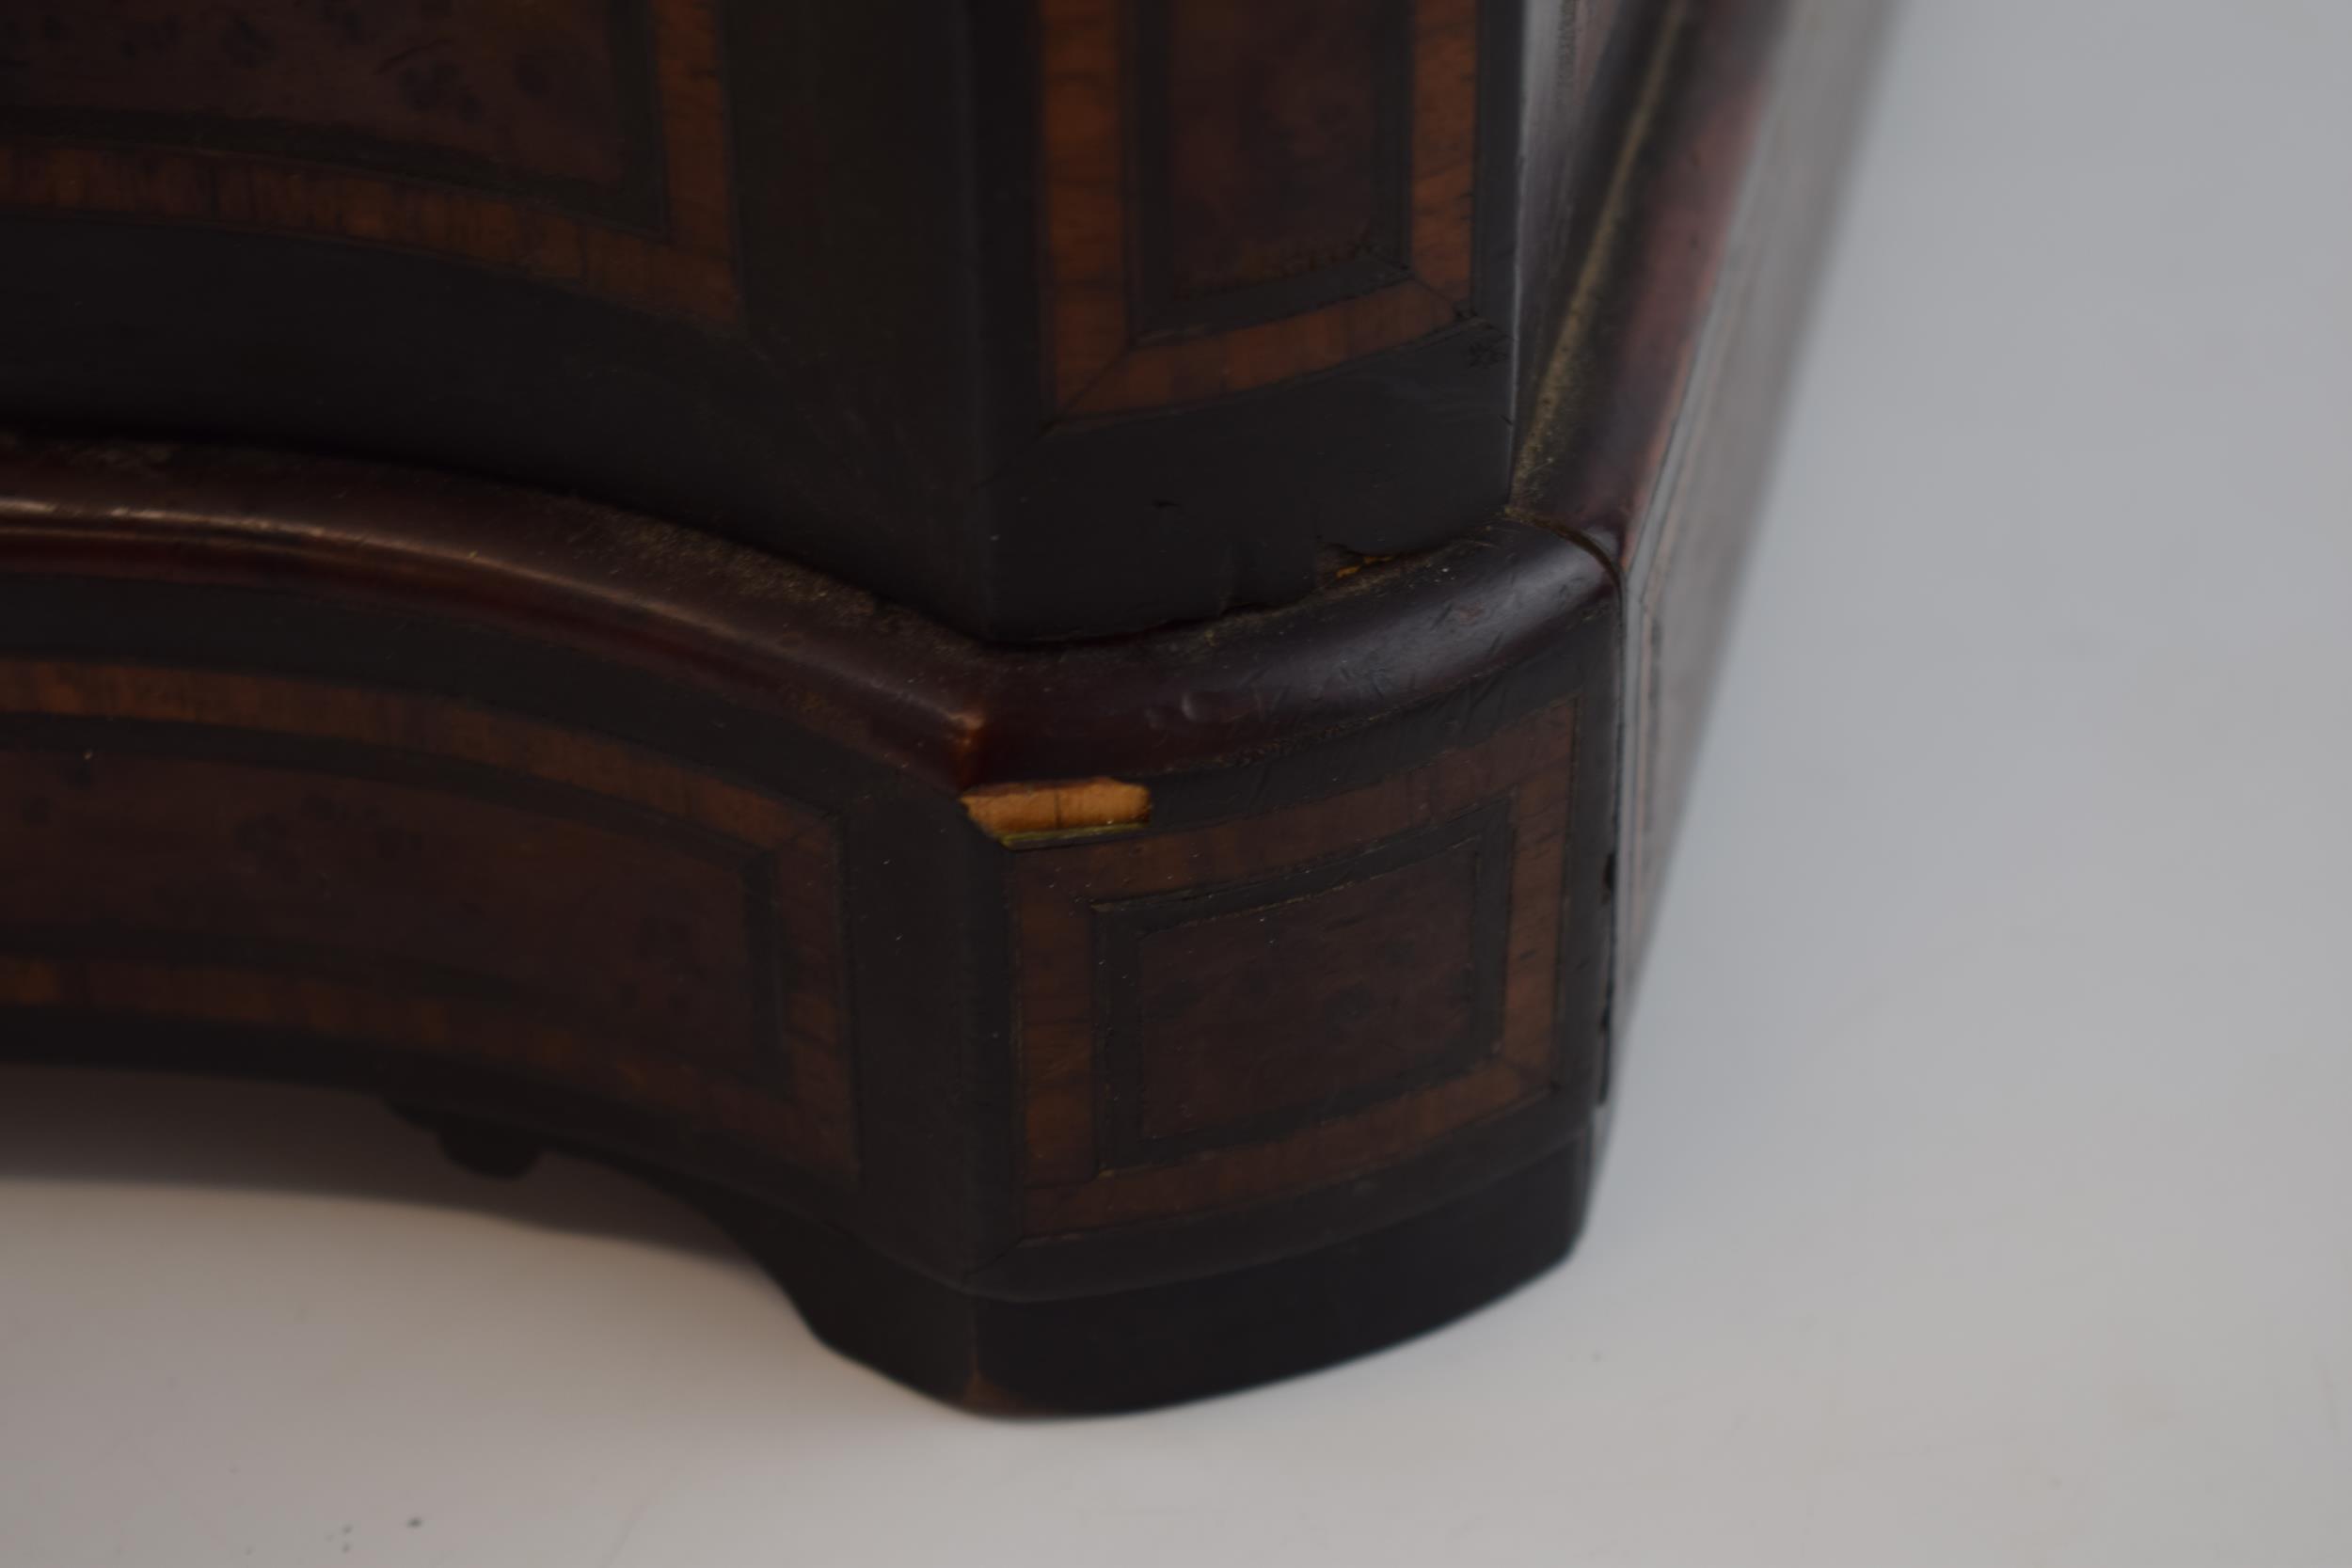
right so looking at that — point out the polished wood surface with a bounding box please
[0,0,1642,639]
[1039,0,1478,416]
[0,0,739,320]
[0,433,1619,1409]
[0,0,1882,1410]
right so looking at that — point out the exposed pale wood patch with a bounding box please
[961,778,1151,842]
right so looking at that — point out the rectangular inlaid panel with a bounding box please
[0,660,851,1176]
[1039,0,1482,416]
[1099,803,1511,1164]
[0,0,737,320]
[1010,698,1577,1235]
[1132,0,1410,336]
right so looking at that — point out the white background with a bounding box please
[6,2,2352,1562]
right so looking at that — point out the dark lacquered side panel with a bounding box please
[1513,0,1885,986]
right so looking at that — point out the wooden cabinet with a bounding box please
[0,0,1883,1408]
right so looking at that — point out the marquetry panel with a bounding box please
[1009,698,1578,1235]
[0,0,738,321]
[1138,0,1407,331]
[1098,802,1512,1165]
[0,659,852,1176]
[1039,0,1485,417]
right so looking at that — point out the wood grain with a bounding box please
[1039,0,1482,417]
[0,0,1883,1410]
[1010,698,1576,1234]
[0,657,854,1176]
[1159,0,1391,302]
[0,0,739,321]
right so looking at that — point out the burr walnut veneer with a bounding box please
[0,0,1880,1408]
